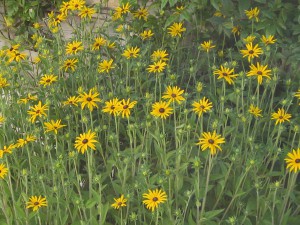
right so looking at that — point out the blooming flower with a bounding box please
[143,189,167,212]
[63,96,79,106]
[62,58,78,72]
[0,163,9,179]
[39,74,58,87]
[271,108,291,125]
[197,131,225,155]
[15,135,36,148]
[162,86,185,104]
[0,77,10,88]
[74,130,98,154]
[119,98,137,118]
[247,63,271,85]
[98,59,115,73]
[44,120,66,134]
[261,35,276,45]
[192,97,213,117]
[147,60,167,73]
[78,6,96,19]
[122,46,140,59]
[102,98,122,116]
[248,104,263,117]
[140,30,154,40]
[232,25,241,36]
[27,101,48,123]
[69,0,85,11]
[240,42,263,62]
[245,7,260,22]
[78,90,101,111]
[111,195,127,209]
[66,41,84,55]
[201,40,216,52]
[150,101,173,119]
[151,50,168,62]
[132,7,148,20]
[213,65,238,85]
[243,35,256,43]
[91,37,106,50]
[7,51,26,63]
[295,89,300,104]
[26,196,47,211]
[167,22,186,37]
[285,148,300,173]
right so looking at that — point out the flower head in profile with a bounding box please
[243,35,256,43]
[192,97,213,117]
[167,22,186,37]
[213,65,238,85]
[285,148,300,173]
[140,30,154,40]
[261,35,276,46]
[295,89,300,104]
[27,101,48,123]
[232,25,241,36]
[143,189,167,212]
[147,60,167,73]
[111,194,127,209]
[119,98,137,118]
[271,108,291,125]
[201,40,216,53]
[122,46,140,59]
[245,7,260,22]
[0,77,10,88]
[91,37,106,50]
[248,104,262,117]
[26,196,47,211]
[0,144,16,157]
[66,41,84,55]
[197,131,225,155]
[162,86,185,104]
[15,135,36,148]
[63,96,79,106]
[102,98,122,116]
[151,50,168,62]
[0,163,8,179]
[39,74,58,87]
[247,63,271,85]
[150,101,173,119]
[98,59,115,73]
[74,130,98,154]
[44,120,66,134]
[7,51,26,63]
[240,42,263,62]
[133,7,148,21]
[78,89,101,111]
[78,6,96,19]
[62,58,78,72]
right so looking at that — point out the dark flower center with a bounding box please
[152,197,158,202]
[171,93,177,98]
[257,71,262,75]
[123,105,128,109]
[111,106,115,109]
[46,79,51,83]
[249,50,254,54]
[36,110,40,114]
[72,47,77,51]
[86,97,92,101]
[117,202,122,206]
[66,63,71,66]
[16,53,20,56]
[295,159,300,163]
[34,202,39,206]
[279,116,283,119]
[159,108,165,113]
[155,66,160,70]
[222,73,228,76]
[82,139,88,144]
[200,105,205,109]
[208,139,214,144]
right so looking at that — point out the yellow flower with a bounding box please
[248,104,263,117]
[143,189,167,212]
[69,0,85,11]
[122,46,140,59]
[119,98,137,118]
[7,51,26,63]
[162,86,185,104]
[295,89,300,104]
[240,42,263,62]
[26,196,47,211]
[285,148,300,173]
[261,35,276,45]
[247,63,271,85]
[245,7,260,22]
[232,25,241,36]
[150,101,173,119]
[78,6,96,19]
[18,93,38,104]
[271,108,291,125]
[147,60,167,73]
[102,98,122,116]
[62,58,78,72]
[243,35,256,43]
[49,13,66,27]
[167,22,186,37]
[74,130,98,154]
[197,131,225,155]
[0,77,10,88]
[33,22,41,29]
[98,59,115,73]
[151,50,168,62]
[78,89,101,111]
[132,7,148,20]
[63,96,79,106]
[0,163,9,179]
[44,120,66,134]
[39,74,58,87]
[66,41,84,55]
[27,101,48,123]
[140,30,154,40]
[0,115,5,124]
[192,97,213,117]
[200,40,216,53]
[213,65,238,85]
[91,37,106,50]
[15,135,36,148]
[59,1,72,14]
[111,195,127,209]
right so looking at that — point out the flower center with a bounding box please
[123,105,128,109]
[208,139,214,144]
[257,71,262,75]
[249,50,254,54]
[155,66,160,70]
[222,72,228,76]
[159,108,165,113]
[295,159,300,163]
[171,93,177,98]
[200,105,205,109]
[36,110,40,114]
[111,106,115,109]
[86,97,92,101]
[152,197,158,202]
[34,202,39,206]
[82,139,88,144]
[117,202,122,206]
[72,47,77,51]
[279,116,283,119]
[46,79,51,83]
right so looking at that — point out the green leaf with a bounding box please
[210,0,220,10]
[161,0,169,10]
[85,199,97,209]
[164,14,180,29]
[169,0,178,7]
[203,209,224,220]
[238,0,250,14]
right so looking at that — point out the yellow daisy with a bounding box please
[143,189,167,212]
[44,120,66,134]
[147,60,167,73]
[26,196,47,211]
[39,74,58,87]
[111,195,127,209]
[78,90,101,111]
[285,148,300,173]
[98,59,115,73]
[197,131,225,155]
[240,42,263,62]
[213,65,238,85]
[74,130,98,154]
[167,22,186,37]
[247,63,271,85]
[150,101,173,119]
[27,101,48,123]
[192,97,213,117]
[66,41,84,55]
[271,108,291,125]
[162,86,185,104]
